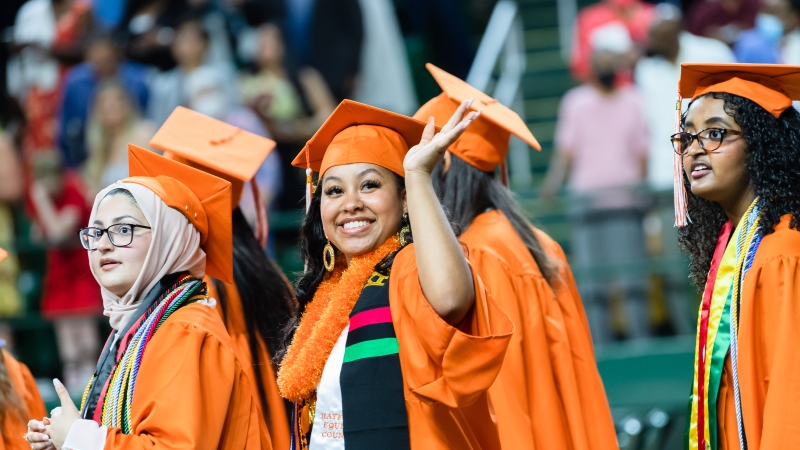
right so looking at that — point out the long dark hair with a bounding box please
[214,208,296,406]
[277,172,421,359]
[431,154,557,284]
[678,93,800,288]
[0,351,27,439]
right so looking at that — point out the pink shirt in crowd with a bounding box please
[555,84,649,194]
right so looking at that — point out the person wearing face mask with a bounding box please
[277,99,513,450]
[23,146,273,450]
[571,0,654,82]
[416,64,617,450]
[734,0,786,63]
[675,63,800,450]
[542,35,651,343]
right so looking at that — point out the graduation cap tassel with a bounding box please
[305,168,313,213]
[500,161,509,187]
[674,94,689,228]
[251,180,269,249]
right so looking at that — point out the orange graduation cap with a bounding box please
[673,63,800,227]
[678,63,800,117]
[125,144,234,283]
[292,100,430,210]
[150,106,276,247]
[414,63,541,179]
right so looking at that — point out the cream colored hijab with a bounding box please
[88,182,214,330]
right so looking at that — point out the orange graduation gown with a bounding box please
[103,303,272,449]
[1,350,46,450]
[460,210,617,450]
[388,244,514,449]
[715,215,800,450]
[206,279,291,450]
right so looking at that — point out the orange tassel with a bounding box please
[674,93,689,227]
[251,181,268,248]
[500,161,509,187]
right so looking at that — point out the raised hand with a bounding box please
[43,379,81,449]
[403,98,480,177]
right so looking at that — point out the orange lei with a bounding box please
[278,236,401,403]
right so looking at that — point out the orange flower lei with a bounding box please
[278,236,401,403]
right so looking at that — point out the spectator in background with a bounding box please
[116,0,188,70]
[734,0,786,62]
[782,0,800,63]
[636,3,735,192]
[7,0,92,159]
[27,150,101,395]
[352,0,418,115]
[542,32,651,343]
[83,81,155,197]
[185,0,236,72]
[185,65,283,225]
[570,0,654,81]
[734,0,800,63]
[686,0,759,44]
[286,0,363,100]
[635,4,735,336]
[59,32,149,167]
[240,23,335,210]
[0,121,24,344]
[240,23,336,143]
[0,94,26,348]
[396,0,476,94]
[148,18,235,126]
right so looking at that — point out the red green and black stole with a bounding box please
[340,270,409,449]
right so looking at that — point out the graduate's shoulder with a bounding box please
[158,302,234,347]
[756,214,800,262]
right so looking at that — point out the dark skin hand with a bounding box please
[682,96,756,226]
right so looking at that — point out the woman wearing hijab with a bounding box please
[1,249,46,450]
[150,106,296,450]
[24,146,272,450]
[675,63,800,450]
[415,63,617,450]
[277,99,513,450]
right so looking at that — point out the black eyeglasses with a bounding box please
[79,224,151,250]
[670,127,742,155]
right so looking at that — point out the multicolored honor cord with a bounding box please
[687,199,761,450]
[80,275,207,433]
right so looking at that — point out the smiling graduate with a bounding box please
[277,100,513,450]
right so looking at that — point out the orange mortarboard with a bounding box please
[292,100,431,177]
[679,63,800,117]
[125,144,233,283]
[150,107,275,247]
[672,63,800,228]
[414,63,541,173]
[0,248,7,264]
[150,106,276,205]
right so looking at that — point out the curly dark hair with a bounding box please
[678,93,800,288]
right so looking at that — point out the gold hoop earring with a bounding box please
[323,240,335,272]
[399,213,410,247]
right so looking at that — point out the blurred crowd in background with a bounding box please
[0,0,795,395]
